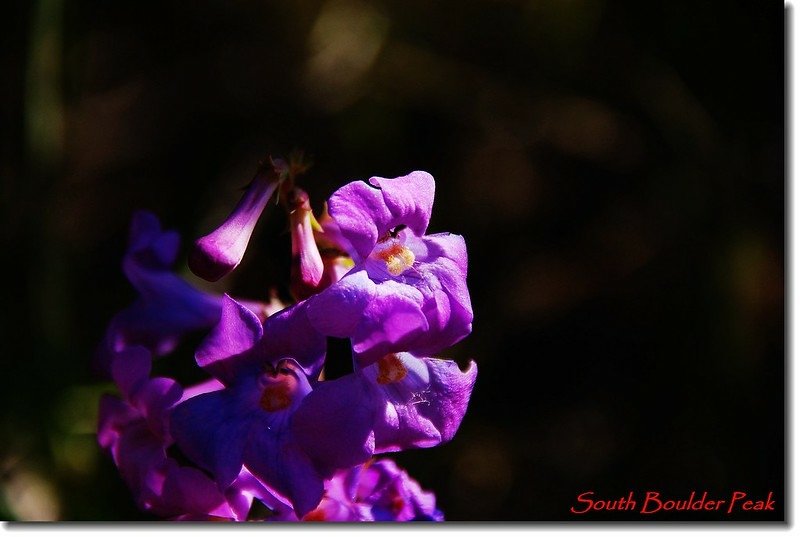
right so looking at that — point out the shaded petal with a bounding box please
[110,346,152,401]
[306,269,376,339]
[126,210,180,268]
[160,465,233,519]
[243,425,325,518]
[131,377,183,442]
[97,394,137,450]
[104,282,222,359]
[170,390,251,488]
[363,355,440,451]
[291,374,376,477]
[259,302,326,377]
[360,458,444,521]
[112,421,169,509]
[195,295,263,385]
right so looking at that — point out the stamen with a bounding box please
[259,384,292,411]
[258,364,302,412]
[374,242,415,276]
[376,354,408,385]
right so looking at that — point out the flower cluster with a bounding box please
[96,158,477,521]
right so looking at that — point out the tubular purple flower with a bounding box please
[98,347,279,520]
[189,164,280,281]
[306,171,473,366]
[289,188,325,300]
[292,352,477,456]
[170,295,375,517]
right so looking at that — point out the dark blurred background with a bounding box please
[0,0,784,521]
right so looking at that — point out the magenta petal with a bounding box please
[327,172,436,260]
[424,358,478,443]
[170,390,250,489]
[327,180,393,261]
[161,465,233,518]
[368,171,435,237]
[195,295,263,385]
[226,470,287,520]
[97,394,137,450]
[306,269,376,339]
[291,374,376,477]
[351,281,428,367]
[359,458,444,521]
[131,377,183,441]
[113,421,169,509]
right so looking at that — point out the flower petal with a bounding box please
[126,210,180,268]
[243,424,325,518]
[327,180,393,261]
[131,377,183,442]
[327,172,436,261]
[424,358,478,443]
[368,171,435,237]
[195,295,263,385]
[306,269,376,339]
[291,373,376,478]
[351,281,428,367]
[97,394,137,450]
[170,390,251,489]
[362,354,477,452]
[110,346,152,401]
[259,301,326,377]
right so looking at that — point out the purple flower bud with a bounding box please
[93,211,279,379]
[289,188,325,300]
[189,166,280,281]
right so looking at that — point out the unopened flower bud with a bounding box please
[289,188,325,300]
[189,164,280,281]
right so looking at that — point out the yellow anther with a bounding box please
[375,243,415,276]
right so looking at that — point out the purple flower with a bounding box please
[272,458,444,522]
[96,163,478,522]
[97,346,266,520]
[189,163,280,281]
[94,211,279,377]
[306,171,473,366]
[288,188,325,300]
[169,296,375,517]
[293,352,477,455]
